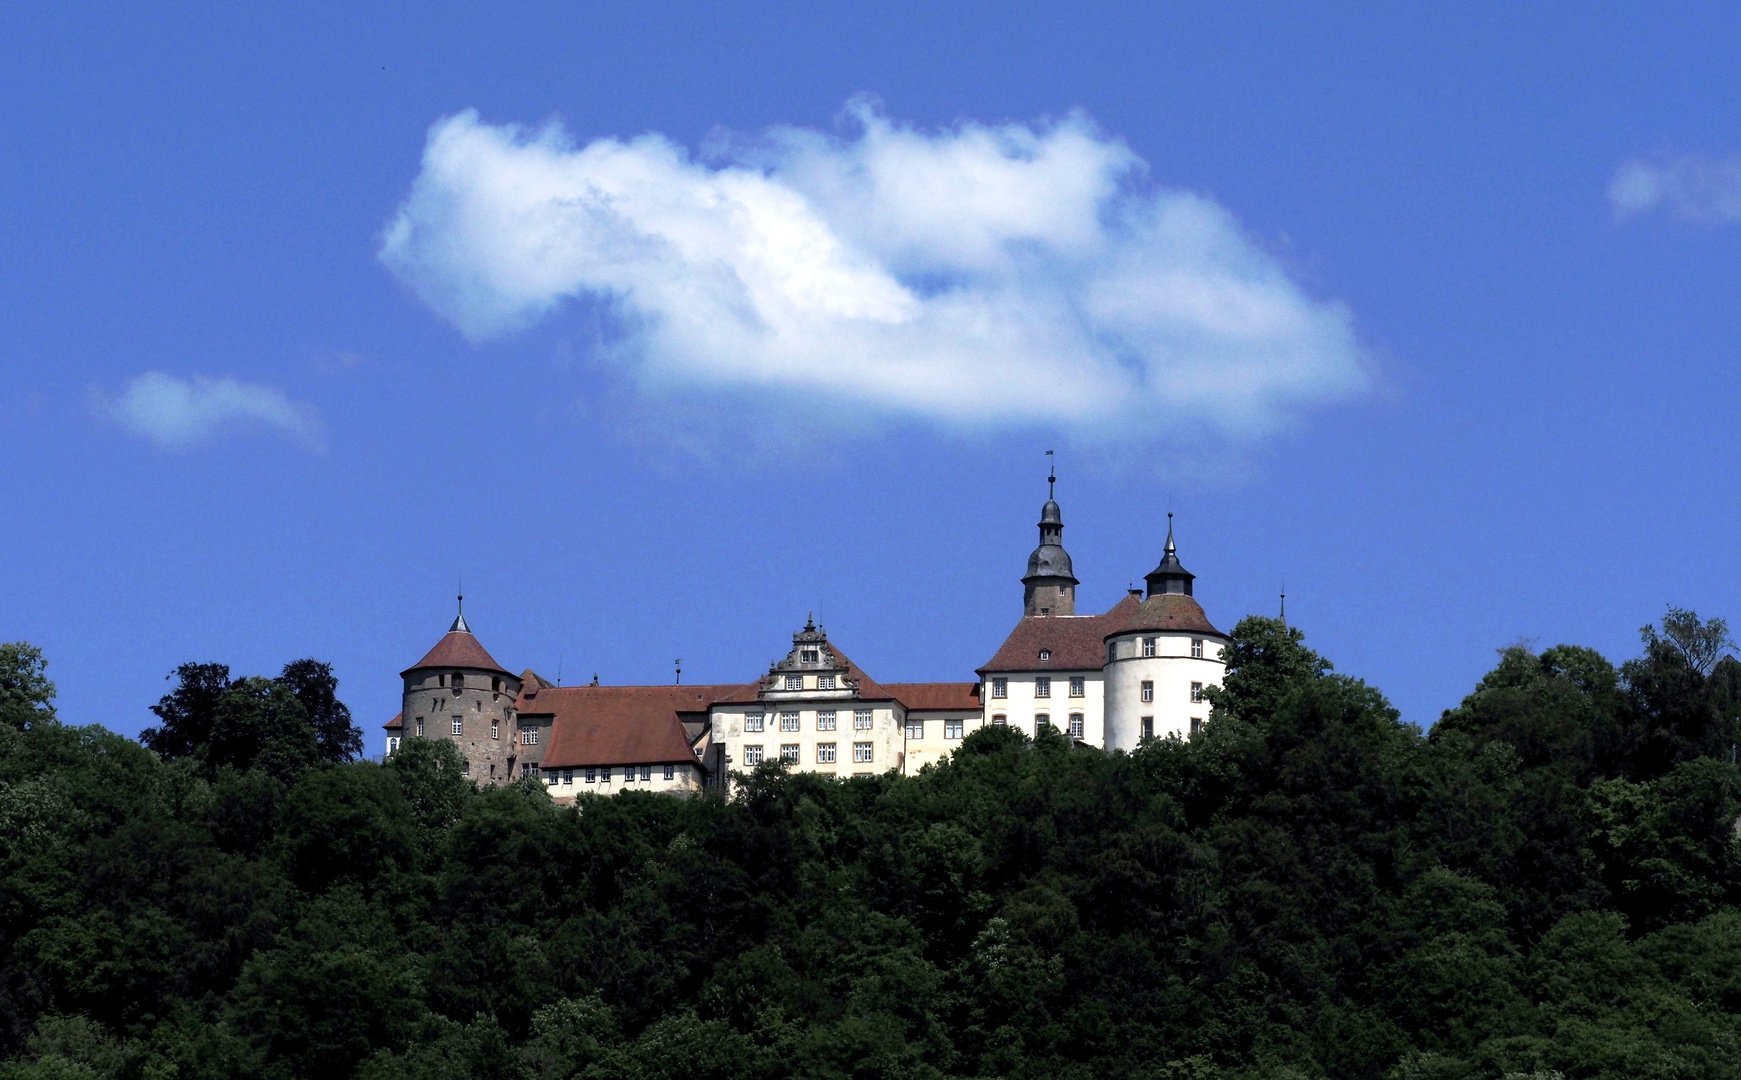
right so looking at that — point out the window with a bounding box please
[780,744,800,763]
[1035,712,1050,729]
[461,759,470,774]
[1035,677,1051,698]
[991,677,1007,699]
[1141,680,1154,703]
[818,674,835,690]
[1141,716,1154,739]
[522,763,540,779]
[387,737,401,754]
[492,677,502,694]
[784,675,802,690]
[780,711,800,732]
[945,719,964,739]
[1039,649,1051,661]
[664,764,674,780]
[1191,682,1205,703]
[905,718,924,739]
[817,710,837,730]
[854,708,873,730]
[1107,643,1117,663]
[992,714,1006,726]
[1190,638,1204,659]
[563,769,573,785]
[599,766,611,783]
[546,772,558,786]
[415,718,424,736]
[816,742,837,764]
[743,745,764,766]
[1190,717,1203,735]
[801,649,818,663]
[1069,714,1084,739]
[853,742,873,763]
[1069,676,1084,698]
[452,717,463,736]
[623,766,635,783]
[745,712,764,732]
[641,766,652,782]
[1142,637,1156,657]
[521,725,538,744]
[585,767,596,783]
[431,697,439,711]
[490,723,499,740]
[452,673,463,689]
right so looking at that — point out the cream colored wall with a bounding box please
[543,761,705,801]
[1103,633,1226,750]
[899,709,986,773]
[979,671,1104,746]
[709,701,905,781]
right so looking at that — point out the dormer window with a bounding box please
[801,649,819,664]
[1038,649,1051,662]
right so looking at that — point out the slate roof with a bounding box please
[519,684,743,769]
[977,594,1143,673]
[887,682,982,711]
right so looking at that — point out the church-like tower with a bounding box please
[1021,469,1078,617]
[400,599,523,783]
[1102,515,1229,750]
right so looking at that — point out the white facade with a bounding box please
[1103,630,1228,750]
[979,668,1104,745]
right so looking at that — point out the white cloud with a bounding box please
[1609,151,1741,222]
[380,100,1367,440]
[98,372,322,450]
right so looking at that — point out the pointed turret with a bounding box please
[1144,514,1196,598]
[1022,466,1078,616]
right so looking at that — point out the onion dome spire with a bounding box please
[1023,457,1077,616]
[1144,513,1196,598]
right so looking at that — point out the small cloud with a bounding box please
[378,101,1368,445]
[96,372,322,451]
[1608,150,1741,222]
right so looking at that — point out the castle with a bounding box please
[384,476,1230,799]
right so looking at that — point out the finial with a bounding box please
[448,583,471,633]
[1046,449,1055,498]
[675,658,682,685]
[1165,512,1176,553]
[1280,589,1287,626]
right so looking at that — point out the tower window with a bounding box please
[1035,677,1050,699]
[452,672,464,689]
[490,723,498,740]
[1141,681,1154,703]
[1069,713,1084,738]
[451,717,463,736]
[991,677,1007,699]
[414,717,424,736]
[1191,682,1205,703]
[1107,643,1116,663]
[1069,677,1085,697]
[1142,638,1156,657]
[1190,638,1204,659]
[1141,717,1154,739]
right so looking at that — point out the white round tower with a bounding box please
[1103,515,1229,750]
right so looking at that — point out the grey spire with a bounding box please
[1023,465,1077,615]
[449,592,470,634]
[1144,512,1196,598]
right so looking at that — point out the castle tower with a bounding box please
[1102,516,1228,750]
[1021,469,1078,617]
[400,598,523,783]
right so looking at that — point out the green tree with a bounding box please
[0,643,56,732]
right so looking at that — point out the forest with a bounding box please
[0,612,1739,1080]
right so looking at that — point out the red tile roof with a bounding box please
[978,594,1143,673]
[402,630,514,677]
[1103,592,1226,638]
[887,682,982,711]
[521,684,745,769]
[384,712,402,730]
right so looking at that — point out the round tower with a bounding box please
[1022,468,1078,617]
[1103,516,1229,750]
[400,598,523,783]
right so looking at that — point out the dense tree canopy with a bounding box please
[1,613,1739,1080]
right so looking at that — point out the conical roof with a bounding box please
[1144,514,1195,597]
[401,602,513,677]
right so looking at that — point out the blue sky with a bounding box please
[3,4,1739,741]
